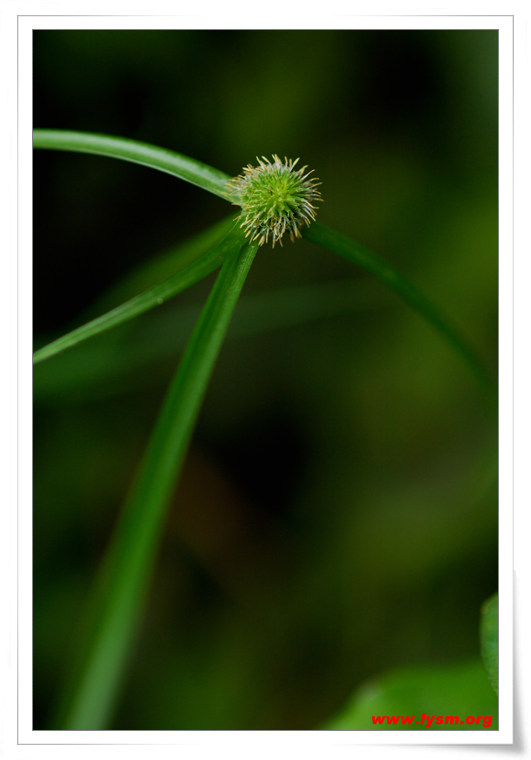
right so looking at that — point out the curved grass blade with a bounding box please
[33,129,232,200]
[304,222,496,403]
[33,224,241,364]
[53,234,259,730]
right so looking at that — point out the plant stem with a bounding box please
[53,235,258,730]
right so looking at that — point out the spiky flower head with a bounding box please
[228,155,322,248]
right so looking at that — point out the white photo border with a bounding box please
[3,4,519,757]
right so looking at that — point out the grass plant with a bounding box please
[33,129,496,730]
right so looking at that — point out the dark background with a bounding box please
[33,30,498,729]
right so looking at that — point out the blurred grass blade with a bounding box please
[33,277,390,405]
[33,129,232,200]
[33,224,241,364]
[54,234,259,730]
[480,593,498,695]
[304,222,496,401]
[88,215,236,313]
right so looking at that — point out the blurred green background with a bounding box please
[33,30,498,730]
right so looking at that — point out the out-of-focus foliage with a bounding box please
[33,30,498,730]
[324,660,497,730]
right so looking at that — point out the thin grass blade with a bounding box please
[53,234,259,730]
[33,224,241,364]
[88,215,236,313]
[33,129,232,200]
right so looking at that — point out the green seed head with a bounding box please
[228,155,322,248]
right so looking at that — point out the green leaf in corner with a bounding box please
[324,660,497,730]
[480,593,499,695]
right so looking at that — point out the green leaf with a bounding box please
[33,129,232,200]
[480,593,499,695]
[52,234,259,730]
[324,660,498,730]
[33,224,241,364]
[303,222,496,405]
